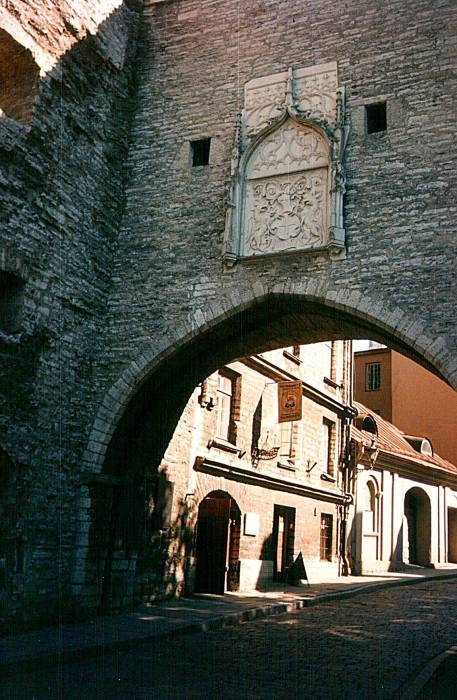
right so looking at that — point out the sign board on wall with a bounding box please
[278,380,302,423]
[244,512,260,537]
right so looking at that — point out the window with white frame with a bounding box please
[279,421,295,462]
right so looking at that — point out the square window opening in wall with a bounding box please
[365,102,387,134]
[190,138,211,167]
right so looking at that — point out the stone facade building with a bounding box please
[1,0,456,629]
[90,341,353,610]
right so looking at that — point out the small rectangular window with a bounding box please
[190,138,211,166]
[365,102,387,134]
[365,362,381,391]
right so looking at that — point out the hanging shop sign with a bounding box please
[278,380,302,423]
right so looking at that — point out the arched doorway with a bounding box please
[195,491,241,594]
[404,488,431,566]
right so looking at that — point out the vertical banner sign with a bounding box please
[278,380,302,423]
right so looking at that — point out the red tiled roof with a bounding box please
[352,401,457,475]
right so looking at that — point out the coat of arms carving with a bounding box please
[223,63,348,266]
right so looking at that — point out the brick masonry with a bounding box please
[1,0,456,627]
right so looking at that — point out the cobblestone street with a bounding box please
[4,580,457,699]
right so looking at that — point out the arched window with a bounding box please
[361,415,378,435]
[0,28,40,125]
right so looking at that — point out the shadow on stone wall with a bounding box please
[0,1,142,631]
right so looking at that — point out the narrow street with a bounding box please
[4,579,457,699]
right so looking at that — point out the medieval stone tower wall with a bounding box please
[0,1,140,626]
[96,0,457,464]
[1,0,456,626]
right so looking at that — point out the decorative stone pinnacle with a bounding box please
[285,66,296,110]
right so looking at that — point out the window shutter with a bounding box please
[232,374,242,422]
[228,375,241,445]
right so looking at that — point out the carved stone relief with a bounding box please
[244,80,287,137]
[243,63,339,140]
[243,119,329,257]
[244,169,328,256]
[223,62,348,265]
[247,120,328,179]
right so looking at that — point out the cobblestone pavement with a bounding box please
[4,580,457,700]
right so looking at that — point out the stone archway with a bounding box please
[195,491,241,595]
[404,487,431,566]
[74,291,456,608]
[82,289,456,479]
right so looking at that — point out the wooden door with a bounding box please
[195,495,231,594]
[320,513,333,561]
[226,505,241,591]
[273,505,295,582]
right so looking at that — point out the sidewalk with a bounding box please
[2,567,457,679]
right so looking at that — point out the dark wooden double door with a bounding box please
[195,492,241,594]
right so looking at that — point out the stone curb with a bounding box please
[395,644,457,699]
[2,572,457,679]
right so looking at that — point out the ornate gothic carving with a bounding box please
[244,169,328,256]
[223,63,348,266]
[244,81,287,136]
[247,120,328,179]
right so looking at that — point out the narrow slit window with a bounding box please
[0,271,24,333]
[365,102,387,134]
[190,138,211,167]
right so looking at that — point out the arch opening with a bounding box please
[79,294,456,611]
[404,487,431,567]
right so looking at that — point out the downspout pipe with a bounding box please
[339,340,356,576]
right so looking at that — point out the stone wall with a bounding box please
[0,1,140,629]
[2,0,457,628]
[81,0,456,504]
[106,0,457,382]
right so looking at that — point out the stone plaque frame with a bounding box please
[223,63,349,267]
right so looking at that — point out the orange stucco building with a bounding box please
[354,349,457,467]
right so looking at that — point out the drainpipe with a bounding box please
[339,339,356,576]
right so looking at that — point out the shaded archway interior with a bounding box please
[404,487,431,567]
[104,294,448,479]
